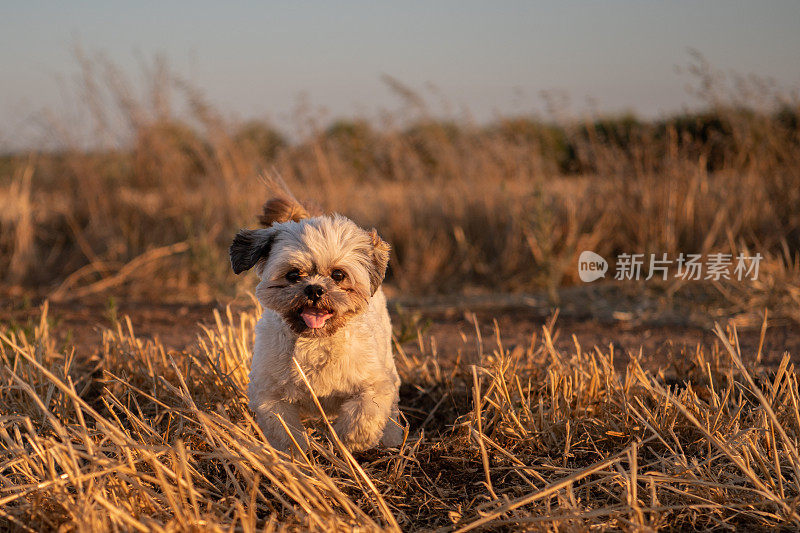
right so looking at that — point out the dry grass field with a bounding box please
[2,304,800,531]
[1,57,800,530]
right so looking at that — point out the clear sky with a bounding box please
[2,1,799,148]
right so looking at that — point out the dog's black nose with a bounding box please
[304,284,325,301]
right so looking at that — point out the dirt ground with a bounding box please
[3,285,797,373]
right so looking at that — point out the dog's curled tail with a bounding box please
[258,197,310,226]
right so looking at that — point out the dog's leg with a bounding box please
[253,399,306,453]
[334,381,396,451]
[380,394,403,448]
[381,371,404,447]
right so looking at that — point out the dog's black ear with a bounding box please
[367,229,390,295]
[230,228,277,274]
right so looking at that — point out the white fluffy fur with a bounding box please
[243,215,402,452]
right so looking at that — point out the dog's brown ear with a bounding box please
[258,197,309,227]
[367,229,390,295]
[230,228,276,274]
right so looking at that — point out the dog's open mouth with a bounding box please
[300,306,333,329]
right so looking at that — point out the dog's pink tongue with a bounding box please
[301,308,332,329]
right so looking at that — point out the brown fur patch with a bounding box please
[367,229,391,295]
[258,197,310,227]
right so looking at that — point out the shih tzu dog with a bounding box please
[230,197,403,452]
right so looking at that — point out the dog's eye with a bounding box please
[285,269,302,283]
[330,269,346,283]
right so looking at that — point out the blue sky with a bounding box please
[2,1,799,148]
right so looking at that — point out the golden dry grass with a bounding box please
[1,303,799,531]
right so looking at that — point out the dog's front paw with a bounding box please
[254,400,307,454]
[334,396,389,452]
[380,417,404,448]
[263,428,308,454]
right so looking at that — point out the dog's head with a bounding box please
[230,198,390,337]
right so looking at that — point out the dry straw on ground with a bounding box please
[1,303,799,531]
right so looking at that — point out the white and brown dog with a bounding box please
[230,198,402,452]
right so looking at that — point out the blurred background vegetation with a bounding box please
[1,56,798,320]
